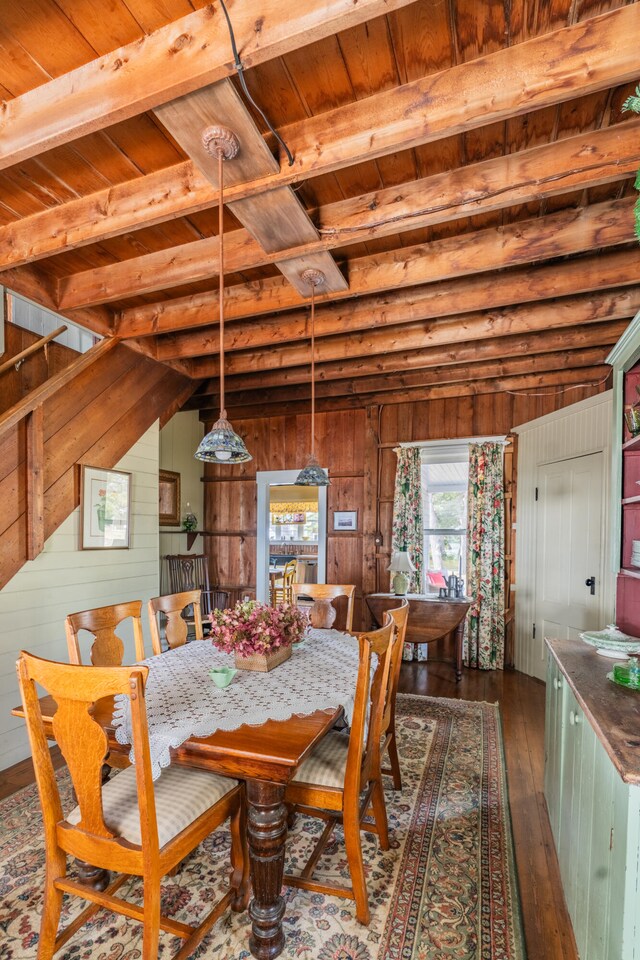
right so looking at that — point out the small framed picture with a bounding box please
[159,469,181,526]
[333,510,358,532]
[81,465,131,550]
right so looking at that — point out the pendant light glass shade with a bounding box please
[296,454,330,486]
[194,126,252,465]
[295,269,330,487]
[194,414,252,463]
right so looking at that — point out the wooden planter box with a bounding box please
[234,645,292,672]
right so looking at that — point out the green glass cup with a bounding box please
[613,657,640,688]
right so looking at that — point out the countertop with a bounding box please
[367,592,471,604]
[546,637,640,785]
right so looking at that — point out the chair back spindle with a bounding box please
[165,554,229,618]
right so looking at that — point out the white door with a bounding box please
[533,452,604,679]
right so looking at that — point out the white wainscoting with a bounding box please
[514,391,614,679]
[0,423,160,771]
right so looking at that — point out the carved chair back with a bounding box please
[65,600,145,666]
[148,590,204,655]
[16,652,155,864]
[164,554,228,617]
[292,582,356,631]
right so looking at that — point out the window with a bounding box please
[421,458,469,591]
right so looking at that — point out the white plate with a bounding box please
[597,647,629,660]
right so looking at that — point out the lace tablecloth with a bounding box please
[113,628,360,780]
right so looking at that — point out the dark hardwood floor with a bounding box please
[1,664,576,960]
[399,660,578,960]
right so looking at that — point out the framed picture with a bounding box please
[159,469,181,526]
[81,465,131,549]
[333,510,358,532]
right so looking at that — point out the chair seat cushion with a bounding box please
[67,764,237,848]
[292,731,350,789]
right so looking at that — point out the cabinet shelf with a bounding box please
[622,434,640,451]
[622,496,640,505]
[620,568,640,580]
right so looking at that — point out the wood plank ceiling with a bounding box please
[0,0,638,421]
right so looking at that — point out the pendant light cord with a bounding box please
[218,148,226,420]
[218,0,294,167]
[310,283,316,459]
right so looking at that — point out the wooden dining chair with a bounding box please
[65,600,145,666]
[16,651,250,960]
[379,599,410,791]
[148,590,204,656]
[272,558,297,604]
[283,618,394,925]
[164,554,228,619]
[292,583,356,631]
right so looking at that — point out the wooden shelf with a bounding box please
[622,496,640,505]
[620,568,640,580]
[159,529,214,550]
[622,434,640,452]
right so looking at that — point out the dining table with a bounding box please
[11,627,361,960]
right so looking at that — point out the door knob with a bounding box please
[585,576,596,595]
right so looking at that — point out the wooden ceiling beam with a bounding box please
[2,265,113,338]
[188,287,640,377]
[216,367,611,418]
[1,3,638,267]
[155,247,640,361]
[0,0,416,171]
[188,319,626,394]
[153,79,346,295]
[203,346,612,410]
[117,197,636,338]
[57,121,640,310]
[0,162,215,272]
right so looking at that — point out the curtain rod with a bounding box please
[396,435,510,450]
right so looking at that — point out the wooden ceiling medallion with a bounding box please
[201,125,241,162]
[194,125,251,465]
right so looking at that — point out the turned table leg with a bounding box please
[246,779,288,960]
[455,622,464,682]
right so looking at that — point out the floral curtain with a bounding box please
[391,447,425,661]
[466,442,505,670]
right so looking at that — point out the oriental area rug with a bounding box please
[0,695,526,960]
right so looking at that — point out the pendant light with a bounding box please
[195,126,252,464]
[296,268,330,487]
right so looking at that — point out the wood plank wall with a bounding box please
[0,321,77,413]
[204,382,610,631]
[0,343,191,590]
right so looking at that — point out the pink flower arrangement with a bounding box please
[210,600,309,658]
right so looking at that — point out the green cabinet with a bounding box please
[545,655,640,960]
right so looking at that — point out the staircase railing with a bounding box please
[0,337,119,561]
[0,324,67,377]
